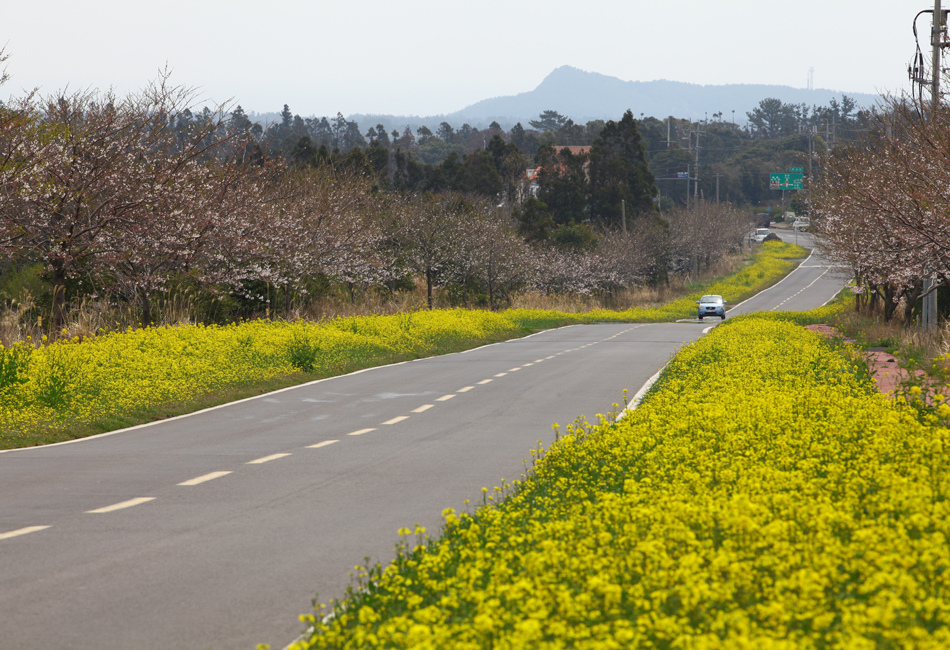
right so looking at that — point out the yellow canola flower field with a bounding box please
[298,318,950,649]
[0,310,520,444]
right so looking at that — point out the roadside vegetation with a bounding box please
[292,314,950,649]
[0,241,804,448]
[1,48,837,345]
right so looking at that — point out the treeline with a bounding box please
[0,67,755,336]
[258,96,868,212]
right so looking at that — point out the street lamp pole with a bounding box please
[924,0,944,331]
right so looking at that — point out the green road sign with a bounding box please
[770,173,803,190]
[789,166,804,173]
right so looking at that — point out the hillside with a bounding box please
[349,65,881,131]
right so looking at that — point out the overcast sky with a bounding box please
[3,1,923,118]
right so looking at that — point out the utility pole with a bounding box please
[692,123,702,200]
[684,121,703,202]
[685,164,690,211]
[924,1,945,331]
[621,199,627,234]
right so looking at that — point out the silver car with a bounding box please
[697,294,726,320]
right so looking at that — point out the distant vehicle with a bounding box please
[753,228,771,243]
[697,294,727,320]
[792,216,810,231]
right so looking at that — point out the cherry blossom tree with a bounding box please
[259,165,393,310]
[391,192,469,309]
[666,201,748,278]
[0,72,245,329]
[448,200,531,309]
[812,90,950,324]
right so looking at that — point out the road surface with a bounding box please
[0,235,848,650]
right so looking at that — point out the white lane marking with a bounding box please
[523,363,534,367]
[247,453,291,465]
[178,471,232,486]
[436,394,456,402]
[615,367,667,422]
[0,325,596,456]
[546,356,555,360]
[0,525,50,541]
[477,379,493,384]
[729,248,817,311]
[534,359,544,363]
[347,428,376,436]
[494,372,508,377]
[509,367,522,372]
[412,404,434,413]
[457,386,474,393]
[308,440,339,448]
[770,265,835,310]
[382,416,409,425]
[87,497,156,514]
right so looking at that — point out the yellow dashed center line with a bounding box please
[457,386,474,392]
[247,453,291,464]
[413,404,434,413]
[382,416,409,425]
[308,440,339,448]
[436,394,456,401]
[509,367,521,372]
[477,379,493,384]
[87,497,156,514]
[178,471,232,486]
[0,525,50,541]
[494,372,508,377]
[348,428,377,436]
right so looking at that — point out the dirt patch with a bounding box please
[804,324,929,397]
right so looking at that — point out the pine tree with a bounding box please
[588,110,657,226]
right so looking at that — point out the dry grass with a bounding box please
[831,307,950,370]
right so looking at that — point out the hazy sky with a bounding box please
[3,1,923,118]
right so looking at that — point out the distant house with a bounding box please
[523,167,541,201]
[555,146,591,158]
[520,146,592,203]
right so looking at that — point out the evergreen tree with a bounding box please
[456,150,502,197]
[588,110,657,226]
[514,197,555,243]
[535,144,588,225]
[530,110,570,133]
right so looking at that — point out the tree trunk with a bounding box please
[426,267,433,310]
[138,287,153,326]
[488,251,495,311]
[50,263,68,334]
[903,281,924,327]
[882,283,899,322]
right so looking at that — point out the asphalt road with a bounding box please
[0,234,848,650]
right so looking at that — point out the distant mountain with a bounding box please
[350,65,882,132]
